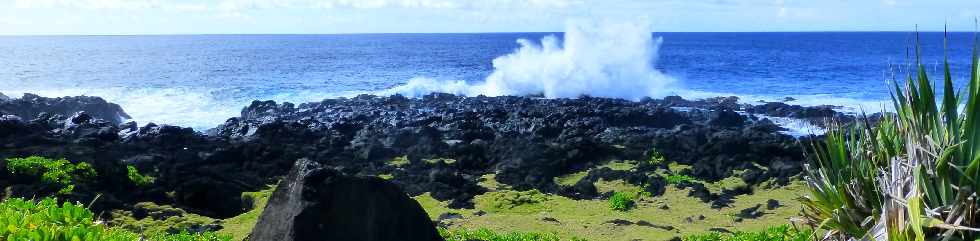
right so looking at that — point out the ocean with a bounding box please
[1,29,977,130]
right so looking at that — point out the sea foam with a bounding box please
[383,20,677,100]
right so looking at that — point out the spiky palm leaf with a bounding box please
[801,32,980,241]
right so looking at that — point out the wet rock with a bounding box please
[541,217,560,223]
[249,159,443,241]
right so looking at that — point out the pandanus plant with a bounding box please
[801,31,980,241]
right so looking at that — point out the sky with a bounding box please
[0,0,978,35]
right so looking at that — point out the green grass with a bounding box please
[553,170,589,186]
[420,172,806,241]
[387,155,411,167]
[5,156,97,194]
[682,225,811,241]
[216,184,277,240]
[0,197,229,241]
[665,174,697,185]
[440,228,585,241]
[476,190,550,213]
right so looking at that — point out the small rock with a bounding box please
[685,217,694,223]
[669,237,682,241]
[472,210,486,216]
[698,215,706,220]
[658,204,669,210]
[766,199,781,210]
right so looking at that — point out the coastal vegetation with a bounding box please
[801,36,980,240]
[0,197,229,241]
[5,156,97,195]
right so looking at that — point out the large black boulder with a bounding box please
[249,159,443,241]
[0,93,131,124]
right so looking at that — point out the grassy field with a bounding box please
[416,160,805,241]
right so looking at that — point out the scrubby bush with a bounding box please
[607,191,635,211]
[440,228,586,241]
[0,197,229,241]
[127,165,154,186]
[482,190,549,212]
[5,156,97,194]
[683,225,810,241]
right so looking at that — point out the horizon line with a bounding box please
[2,30,978,37]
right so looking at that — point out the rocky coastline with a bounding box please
[0,92,850,228]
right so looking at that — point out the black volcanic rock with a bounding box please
[249,159,442,241]
[0,93,831,217]
[0,93,131,124]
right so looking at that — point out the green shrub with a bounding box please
[440,228,586,241]
[607,191,635,211]
[481,190,549,212]
[665,174,696,185]
[108,202,219,235]
[0,197,229,241]
[683,225,811,241]
[5,156,97,194]
[127,165,155,186]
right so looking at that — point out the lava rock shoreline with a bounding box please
[0,92,849,219]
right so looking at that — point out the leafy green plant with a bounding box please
[5,156,97,194]
[127,165,155,186]
[607,191,635,211]
[665,174,697,185]
[440,228,586,241]
[0,197,229,241]
[801,33,980,240]
[683,225,811,241]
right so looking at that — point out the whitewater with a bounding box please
[3,21,972,131]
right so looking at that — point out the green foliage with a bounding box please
[607,191,635,211]
[648,149,666,165]
[682,225,811,241]
[127,165,155,187]
[0,197,229,241]
[5,156,97,194]
[440,228,586,241]
[108,202,218,235]
[481,190,549,212]
[802,34,980,240]
[665,174,696,185]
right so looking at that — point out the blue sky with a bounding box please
[0,0,978,35]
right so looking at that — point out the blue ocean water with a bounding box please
[0,32,976,130]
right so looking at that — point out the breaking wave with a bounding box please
[383,20,676,100]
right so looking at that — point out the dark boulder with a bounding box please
[0,93,131,124]
[249,159,443,241]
